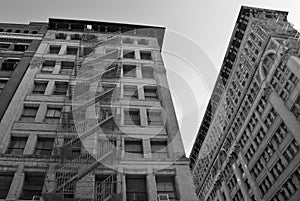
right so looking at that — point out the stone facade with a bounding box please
[0,19,198,201]
[189,6,300,201]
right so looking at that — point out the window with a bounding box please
[49,45,61,54]
[151,140,168,158]
[6,137,27,154]
[124,109,141,125]
[123,85,138,100]
[70,34,82,40]
[19,105,38,122]
[125,140,143,158]
[34,138,54,156]
[32,81,48,94]
[20,173,45,200]
[62,138,81,159]
[41,60,55,73]
[1,59,19,71]
[55,33,67,39]
[147,109,163,126]
[0,172,14,199]
[122,37,134,44]
[123,50,135,59]
[140,51,152,60]
[66,46,78,55]
[53,82,68,95]
[144,86,158,101]
[44,106,62,123]
[0,79,8,93]
[141,66,154,78]
[156,176,178,201]
[138,39,149,45]
[13,44,29,51]
[126,175,147,201]
[123,65,136,77]
[60,61,74,75]
[0,43,11,50]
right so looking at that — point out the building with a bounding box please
[189,6,300,201]
[0,18,198,201]
[0,22,47,121]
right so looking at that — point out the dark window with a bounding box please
[7,29,12,32]
[41,60,55,73]
[6,137,27,154]
[126,176,147,201]
[141,66,154,78]
[125,140,143,158]
[144,86,158,101]
[138,39,149,45]
[49,45,61,54]
[0,43,11,50]
[123,50,135,59]
[23,30,29,33]
[55,33,67,39]
[147,109,163,126]
[62,138,82,159]
[70,34,82,40]
[60,61,74,75]
[140,51,152,60]
[44,106,62,123]
[123,85,138,99]
[122,37,134,44]
[156,176,178,201]
[20,173,45,200]
[20,105,38,122]
[1,59,19,71]
[123,65,136,77]
[0,172,14,199]
[13,44,29,52]
[34,138,54,156]
[15,30,21,33]
[124,109,140,126]
[32,81,48,94]
[0,79,8,93]
[31,31,37,34]
[66,47,78,55]
[53,82,68,95]
[151,141,168,158]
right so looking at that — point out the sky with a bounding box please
[1,0,300,156]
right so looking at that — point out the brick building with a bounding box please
[0,19,198,201]
[0,22,47,121]
[189,6,300,201]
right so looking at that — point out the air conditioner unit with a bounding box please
[158,194,169,201]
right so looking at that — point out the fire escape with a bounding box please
[42,28,122,201]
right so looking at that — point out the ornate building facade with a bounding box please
[190,6,300,201]
[0,19,198,201]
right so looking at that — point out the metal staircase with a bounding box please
[43,28,121,201]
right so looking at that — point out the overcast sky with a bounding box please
[1,0,300,156]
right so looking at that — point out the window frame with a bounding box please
[34,137,54,156]
[49,45,61,54]
[0,172,14,199]
[44,105,62,123]
[6,136,28,155]
[32,81,48,95]
[140,51,152,60]
[53,81,68,96]
[19,105,39,122]
[20,172,45,200]
[124,108,141,126]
